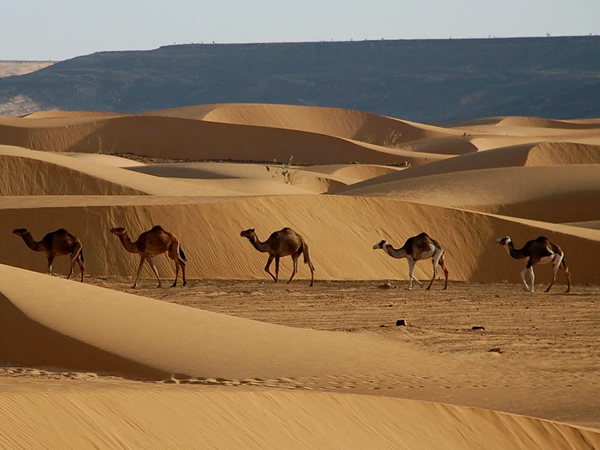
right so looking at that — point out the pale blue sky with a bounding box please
[3,0,599,61]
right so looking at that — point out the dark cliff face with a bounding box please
[1,36,599,123]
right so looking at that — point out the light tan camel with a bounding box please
[110,225,187,288]
[496,235,571,293]
[240,227,315,286]
[373,232,448,290]
[13,228,85,282]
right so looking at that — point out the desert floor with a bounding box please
[83,277,600,428]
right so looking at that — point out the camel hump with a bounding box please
[534,236,555,253]
[49,228,74,240]
[151,225,165,232]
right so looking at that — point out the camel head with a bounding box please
[12,228,29,237]
[110,227,127,237]
[373,239,387,250]
[240,229,256,239]
[496,236,511,246]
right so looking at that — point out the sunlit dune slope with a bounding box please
[338,165,600,223]
[333,142,600,192]
[0,263,473,380]
[126,162,403,194]
[0,107,449,165]
[2,196,599,285]
[142,103,456,142]
[495,116,600,130]
[0,145,236,196]
[0,388,597,449]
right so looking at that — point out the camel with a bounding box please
[110,225,187,288]
[240,227,315,286]
[12,228,85,282]
[496,236,571,293]
[373,232,448,290]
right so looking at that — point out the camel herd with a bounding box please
[12,225,572,293]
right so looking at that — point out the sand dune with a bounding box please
[1,264,598,448]
[338,165,600,223]
[1,389,597,449]
[0,102,599,447]
[143,102,456,142]
[333,141,600,193]
[0,110,449,165]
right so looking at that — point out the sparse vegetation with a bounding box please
[383,129,403,148]
[266,156,297,184]
[360,133,376,144]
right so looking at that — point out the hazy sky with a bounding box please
[3,0,599,61]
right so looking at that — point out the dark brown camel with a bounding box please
[13,228,85,282]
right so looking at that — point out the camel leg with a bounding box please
[67,257,75,280]
[171,256,179,288]
[308,261,315,287]
[264,255,277,282]
[288,255,299,284]
[545,254,562,293]
[147,258,162,288]
[561,259,571,293]
[76,255,85,283]
[67,242,83,281]
[427,249,444,290]
[528,266,535,292]
[520,267,531,292]
[275,256,281,283]
[439,255,449,290]
[133,256,147,288]
[406,259,417,290]
[47,254,55,276]
[179,257,187,287]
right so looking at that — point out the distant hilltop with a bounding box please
[1,36,599,123]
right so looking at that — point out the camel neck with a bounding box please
[248,235,270,253]
[385,244,407,259]
[118,234,139,254]
[507,242,523,259]
[21,233,43,252]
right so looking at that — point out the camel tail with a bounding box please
[302,241,315,271]
[179,247,187,262]
[79,249,84,262]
